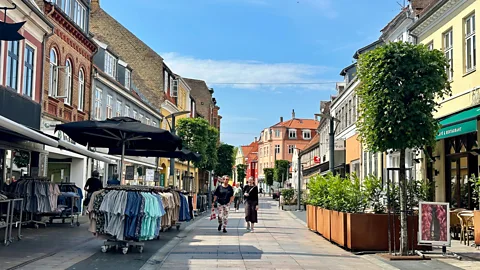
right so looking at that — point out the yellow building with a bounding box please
[158,68,198,192]
[410,0,480,209]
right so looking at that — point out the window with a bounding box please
[78,69,85,111]
[152,121,157,127]
[171,79,178,97]
[49,49,58,96]
[73,0,86,30]
[164,71,168,93]
[23,45,34,98]
[116,100,122,117]
[125,69,131,89]
[61,0,71,16]
[169,77,174,96]
[289,129,297,139]
[353,96,357,121]
[94,88,102,120]
[124,105,130,117]
[105,52,117,78]
[444,29,453,80]
[363,151,368,177]
[6,41,19,90]
[65,59,72,105]
[303,130,311,140]
[397,34,403,42]
[133,110,138,120]
[275,145,280,154]
[106,95,113,118]
[288,145,295,154]
[427,42,434,51]
[145,117,150,125]
[139,113,144,123]
[273,129,280,138]
[348,100,352,125]
[465,14,476,72]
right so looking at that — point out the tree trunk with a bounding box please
[399,149,408,255]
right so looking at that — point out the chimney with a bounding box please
[91,0,100,12]
[254,137,257,142]
[292,109,295,119]
[280,116,283,122]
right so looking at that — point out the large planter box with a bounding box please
[323,209,331,241]
[331,211,347,247]
[316,207,323,235]
[346,213,430,251]
[306,205,315,231]
[475,211,480,246]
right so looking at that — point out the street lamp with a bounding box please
[315,113,340,175]
[164,111,190,186]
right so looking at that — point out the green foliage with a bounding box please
[469,175,480,209]
[363,175,384,213]
[264,168,274,186]
[274,160,290,183]
[236,164,247,184]
[205,126,219,171]
[215,143,235,177]
[356,42,451,153]
[386,183,400,212]
[176,118,209,168]
[281,188,296,205]
[13,151,29,168]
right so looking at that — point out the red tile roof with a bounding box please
[273,118,319,129]
[301,133,320,154]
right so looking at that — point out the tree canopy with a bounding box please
[216,143,235,177]
[176,118,216,170]
[356,42,451,153]
[236,164,247,184]
[274,160,290,184]
[264,168,274,186]
[205,126,219,171]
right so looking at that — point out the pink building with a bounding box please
[258,110,319,181]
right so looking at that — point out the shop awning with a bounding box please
[436,107,480,140]
[0,114,58,147]
[57,140,115,164]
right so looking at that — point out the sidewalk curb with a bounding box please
[139,214,206,270]
[285,210,307,227]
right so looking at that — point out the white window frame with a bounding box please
[171,79,178,97]
[302,130,311,140]
[275,129,281,138]
[275,145,280,154]
[49,48,58,97]
[139,113,144,123]
[73,0,86,31]
[145,117,150,125]
[106,94,113,119]
[124,105,130,117]
[164,71,168,93]
[133,110,138,120]
[94,88,102,120]
[78,68,85,111]
[6,41,20,91]
[64,59,72,105]
[465,14,476,72]
[427,41,434,51]
[116,100,122,117]
[288,145,295,154]
[152,121,156,127]
[443,29,454,81]
[288,129,297,139]
[105,51,117,78]
[23,44,35,99]
[125,69,131,89]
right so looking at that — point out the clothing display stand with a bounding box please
[23,212,47,229]
[0,199,11,246]
[9,198,23,242]
[46,196,80,227]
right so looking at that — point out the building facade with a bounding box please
[410,0,480,210]
[0,0,53,187]
[298,133,320,190]
[36,0,100,188]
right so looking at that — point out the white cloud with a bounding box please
[163,52,336,91]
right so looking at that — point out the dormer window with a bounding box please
[303,130,311,140]
[125,69,131,89]
[289,129,297,139]
[105,52,117,78]
[54,0,87,31]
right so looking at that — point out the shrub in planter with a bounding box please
[281,188,296,205]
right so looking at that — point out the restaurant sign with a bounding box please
[436,120,477,140]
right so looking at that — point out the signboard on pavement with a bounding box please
[125,166,134,180]
[145,169,154,182]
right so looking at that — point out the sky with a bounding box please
[101,0,402,146]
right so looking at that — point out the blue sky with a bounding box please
[102,0,401,146]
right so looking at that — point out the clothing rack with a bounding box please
[0,198,24,246]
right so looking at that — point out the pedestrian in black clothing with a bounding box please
[243,177,259,232]
[83,170,103,207]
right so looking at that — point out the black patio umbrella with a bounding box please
[55,117,182,182]
[108,148,202,163]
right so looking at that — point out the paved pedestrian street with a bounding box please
[141,198,396,270]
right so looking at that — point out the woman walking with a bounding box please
[213,175,234,233]
[243,177,259,232]
[233,183,242,212]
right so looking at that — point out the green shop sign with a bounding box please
[436,120,477,140]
